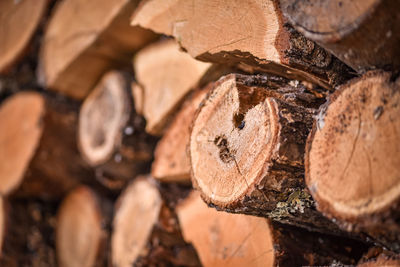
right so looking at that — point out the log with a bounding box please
[78,71,156,188]
[189,73,342,232]
[131,81,144,115]
[0,0,48,73]
[38,0,157,99]
[357,247,400,267]
[177,191,368,267]
[56,186,104,267]
[305,71,400,252]
[131,0,353,88]
[111,177,200,267]
[0,198,57,266]
[133,39,211,135]
[0,197,4,256]
[152,87,210,183]
[280,0,400,73]
[0,91,94,199]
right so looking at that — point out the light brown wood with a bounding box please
[280,0,400,72]
[0,91,94,199]
[38,0,156,99]
[131,0,352,88]
[177,191,367,267]
[306,71,400,252]
[0,197,4,256]
[189,73,343,232]
[133,39,211,135]
[0,0,48,73]
[79,71,130,166]
[56,186,103,267]
[0,92,44,195]
[131,81,144,115]
[152,88,210,182]
[78,71,155,183]
[111,177,162,267]
[177,192,274,267]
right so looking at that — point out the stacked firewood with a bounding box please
[0,0,399,266]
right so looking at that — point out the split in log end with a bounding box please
[306,71,400,221]
[190,74,285,207]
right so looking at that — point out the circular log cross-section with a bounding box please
[79,71,154,183]
[306,71,400,251]
[280,0,400,72]
[190,74,338,232]
[111,178,162,267]
[56,186,103,267]
[0,92,44,195]
[177,192,366,267]
[0,0,48,73]
[79,71,130,166]
[0,91,93,198]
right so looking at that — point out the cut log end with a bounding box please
[79,71,130,166]
[0,0,48,73]
[0,197,4,255]
[56,186,102,267]
[280,0,379,42]
[111,177,162,267]
[190,74,285,206]
[133,39,211,135]
[131,81,144,115]
[306,71,400,219]
[0,92,44,195]
[39,0,156,99]
[177,192,274,267]
[152,88,210,183]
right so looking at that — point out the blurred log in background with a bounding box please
[0,0,400,266]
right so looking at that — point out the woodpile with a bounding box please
[0,0,399,266]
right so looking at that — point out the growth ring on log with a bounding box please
[79,71,130,166]
[190,75,281,206]
[0,92,44,195]
[306,71,400,218]
[280,0,380,41]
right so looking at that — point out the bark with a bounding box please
[0,91,95,199]
[38,0,157,99]
[111,177,200,267]
[152,87,211,183]
[280,0,400,73]
[131,0,353,89]
[305,71,400,252]
[177,192,368,267]
[133,39,211,135]
[0,197,57,267]
[0,0,48,73]
[56,186,110,267]
[357,247,400,266]
[78,71,157,190]
[189,73,344,233]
